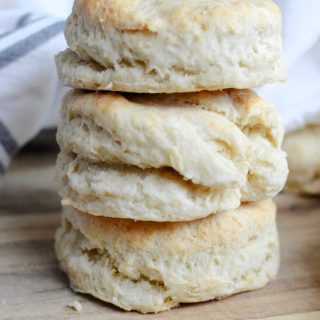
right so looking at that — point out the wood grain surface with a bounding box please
[1,146,320,320]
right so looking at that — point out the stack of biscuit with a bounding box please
[54,0,288,313]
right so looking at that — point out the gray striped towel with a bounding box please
[0,9,67,178]
[0,0,320,184]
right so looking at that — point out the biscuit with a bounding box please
[55,200,279,313]
[57,151,242,221]
[284,125,320,194]
[57,89,288,217]
[55,0,286,93]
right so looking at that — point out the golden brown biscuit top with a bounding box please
[73,0,280,32]
[65,200,276,253]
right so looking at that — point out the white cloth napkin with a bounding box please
[0,0,319,179]
[258,0,320,132]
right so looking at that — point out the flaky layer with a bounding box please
[57,89,288,219]
[284,125,320,194]
[55,200,279,313]
[57,151,242,221]
[56,0,285,92]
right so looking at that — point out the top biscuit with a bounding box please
[56,0,286,93]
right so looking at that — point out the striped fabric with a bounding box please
[0,0,319,184]
[0,9,67,179]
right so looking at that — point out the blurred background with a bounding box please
[0,0,319,200]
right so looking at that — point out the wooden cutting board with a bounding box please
[1,148,320,320]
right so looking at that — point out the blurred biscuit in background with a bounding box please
[284,125,320,194]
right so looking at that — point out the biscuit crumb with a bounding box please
[68,300,82,312]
